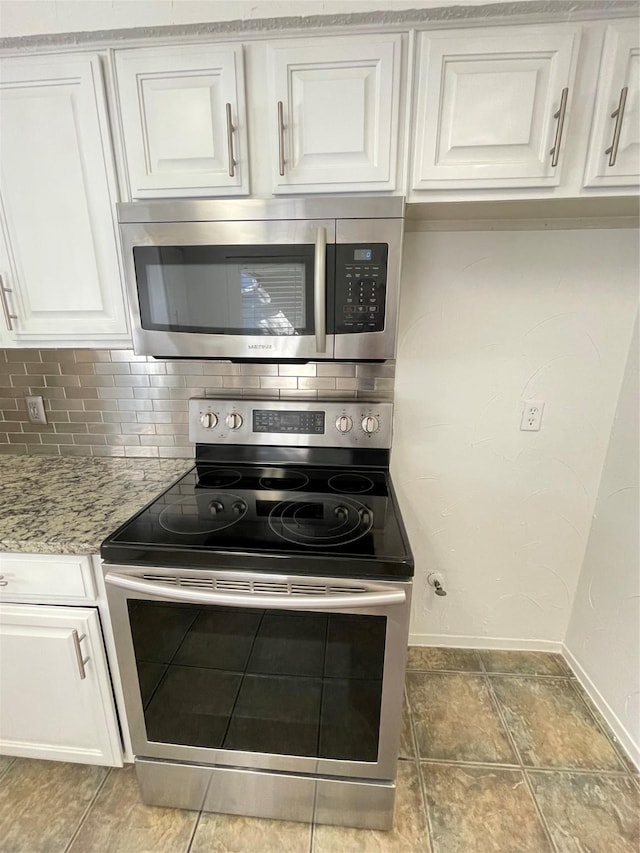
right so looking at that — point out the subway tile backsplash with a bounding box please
[0,350,395,458]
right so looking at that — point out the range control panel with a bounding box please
[189,399,393,448]
[334,244,387,334]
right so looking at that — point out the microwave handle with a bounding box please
[314,226,327,353]
[105,571,405,610]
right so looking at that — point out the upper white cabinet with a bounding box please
[411,25,581,191]
[266,35,402,193]
[114,44,249,198]
[0,55,129,345]
[583,20,639,189]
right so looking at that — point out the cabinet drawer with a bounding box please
[0,554,95,603]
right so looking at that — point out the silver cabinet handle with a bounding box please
[277,100,285,176]
[0,274,17,332]
[72,630,90,680]
[605,86,628,167]
[225,102,236,178]
[549,87,569,168]
[0,575,8,587]
[105,571,406,610]
[314,226,327,354]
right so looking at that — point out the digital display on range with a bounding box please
[253,410,325,434]
[354,248,373,261]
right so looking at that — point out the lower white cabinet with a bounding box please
[0,603,122,766]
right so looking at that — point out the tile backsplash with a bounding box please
[0,349,394,458]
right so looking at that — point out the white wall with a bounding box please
[0,0,512,38]
[564,316,639,766]
[391,226,639,650]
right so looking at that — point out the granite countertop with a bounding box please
[0,456,192,555]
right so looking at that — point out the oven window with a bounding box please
[128,601,386,762]
[133,246,315,336]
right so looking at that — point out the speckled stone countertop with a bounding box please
[0,456,192,555]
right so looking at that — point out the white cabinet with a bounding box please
[411,25,581,191]
[0,54,129,346]
[584,20,639,189]
[0,603,122,766]
[266,35,402,193]
[114,44,249,198]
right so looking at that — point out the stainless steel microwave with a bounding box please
[117,197,404,361]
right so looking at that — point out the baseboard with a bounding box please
[562,644,640,772]
[408,633,563,653]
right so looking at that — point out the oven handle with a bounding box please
[314,225,327,353]
[104,572,406,609]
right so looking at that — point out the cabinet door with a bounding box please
[583,21,639,188]
[411,26,580,190]
[0,55,129,344]
[267,35,401,193]
[115,45,249,198]
[0,604,122,766]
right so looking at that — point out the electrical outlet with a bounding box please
[520,400,545,431]
[25,395,47,425]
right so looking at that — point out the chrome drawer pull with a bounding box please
[72,630,90,680]
[277,100,285,176]
[225,102,236,178]
[0,275,17,332]
[605,86,628,167]
[549,87,569,168]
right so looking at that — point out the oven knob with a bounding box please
[225,412,243,430]
[334,505,349,523]
[361,415,380,434]
[208,500,224,516]
[335,415,353,434]
[200,412,218,430]
[232,500,246,516]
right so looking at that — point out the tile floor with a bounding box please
[0,648,638,853]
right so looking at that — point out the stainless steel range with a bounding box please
[101,398,413,830]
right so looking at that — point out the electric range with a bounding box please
[100,399,414,831]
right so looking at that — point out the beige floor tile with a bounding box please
[480,649,568,676]
[407,646,482,672]
[490,677,625,771]
[190,811,311,853]
[569,680,640,775]
[399,691,415,759]
[312,760,431,852]
[528,770,640,853]
[0,758,107,853]
[0,755,15,779]
[422,763,552,853]
[406,672,516,763]
[67,764,198,853]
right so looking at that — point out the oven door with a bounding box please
[120,219,336,360]
[104,565,411,782]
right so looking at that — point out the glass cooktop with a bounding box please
[101,462,414,580]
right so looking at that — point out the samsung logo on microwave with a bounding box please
[248,344,274,350]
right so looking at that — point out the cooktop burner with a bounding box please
[197,468,243,488]
[258,469,309,491]
[268,495,373,547]
[159,493,248,535]
[327,473,375,494]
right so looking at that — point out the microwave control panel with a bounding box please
[334,244,387,334]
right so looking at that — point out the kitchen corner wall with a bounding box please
[391,225,639,650]
[0,353,394,457]
[565,315,639,766]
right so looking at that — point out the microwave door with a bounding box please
[121,219,336,360]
